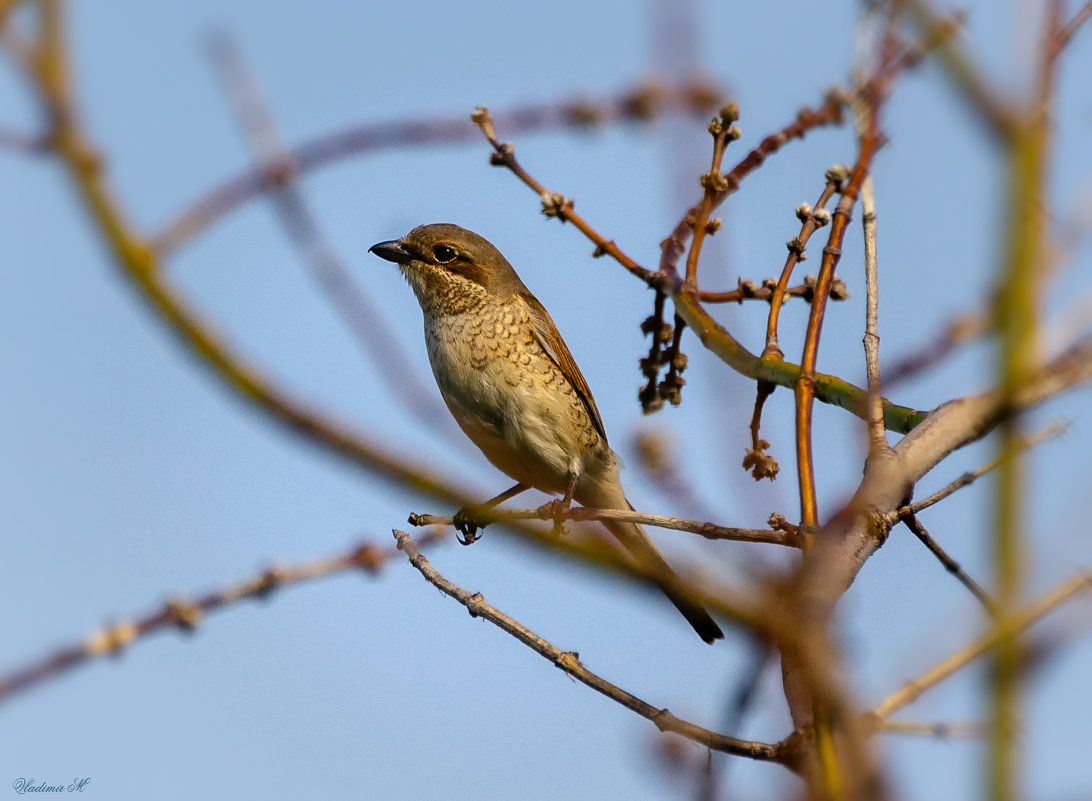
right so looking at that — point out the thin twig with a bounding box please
[206,32,458,436]
[1055,1,1092,49]
[7,4,477,514]
[900,511,997,614]
[659,92,847,283]
[698,276,848,305]
[742,381,779,481]
[881,309,989,387]
[877,720,986,738]
[684,102,740,286]
[904,421,1069,515]
[392,530,788,763]
[869,572,1091,721]
[762,172,841,359]
[0,531,445,703]
[473,106,655,284]
[793,35,892,528]
[408,504,799,547]
[152,80,722,253]
[860,175,887,455]
[900,0,1020,141]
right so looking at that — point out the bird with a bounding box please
[370,223,723,643]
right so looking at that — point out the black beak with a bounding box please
[369,239,412,265]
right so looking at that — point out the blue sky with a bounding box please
[2,1,1091,799]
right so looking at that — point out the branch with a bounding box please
[472,106,654,284]
[877,720,986,738]
[904,420,1068,515]
[684,102,740,286]
[860,175,886,454]
[6,5,479,513]
[392,530,788,763]
[1055,1,1092,49]
[153,80,721,254]
[408,504,800,547]
[761,170,840,357]
[900,0,1021,141]
[205,31,457,435]
[869,573,1091,721]
[899,511,996,614]
[0,533,445,703]
[881,309,989,387]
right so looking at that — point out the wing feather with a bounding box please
[519,291,608,444]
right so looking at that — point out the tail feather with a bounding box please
[580,483,723,643]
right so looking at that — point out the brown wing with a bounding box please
[519,290,608,444]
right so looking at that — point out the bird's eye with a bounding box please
[432,245,457,263]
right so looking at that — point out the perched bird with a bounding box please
[370,223,723,643]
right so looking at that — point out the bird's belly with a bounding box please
[423,317,600,493]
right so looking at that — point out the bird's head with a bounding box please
[369,223,524,315]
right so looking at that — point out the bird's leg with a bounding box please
[542,472,579,537]
[453,483,528,545]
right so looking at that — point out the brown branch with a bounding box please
[684,102,740,286]
[0,531,445,704]
[1055,1,1092,49]
[408,504,800,547]
[205,31,457,437]
[903,421,1068,515]
[877,720,986,738]
[470,86,926,438]
[900,0,1021,141]
[900,511,997,614]
[392,530,789,763]
[472,106,655,284]
[869,573,1091,721]
[152,80,721,254]
[742,380,779,481]
[659,91,848,281]
[6,3,479,515]
[762,172,841,358]
[698,275,848,304]
[881,309,989,387]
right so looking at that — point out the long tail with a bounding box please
[578,482,723,644]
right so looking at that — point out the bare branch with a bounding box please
[153,81,720,254]
[878,720,986,738]
[870,573,1090,721]
[392,530,788,763]
[0,532,446,703]
[905,421,1069,515]
[860,175,887,455]
[205,31,458,437]
[900,511,997,614]
[408,504,799,547]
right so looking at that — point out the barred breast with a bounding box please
[422,295,611,496]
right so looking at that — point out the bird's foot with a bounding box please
[452,507,487,546]
[539,499,571,537]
